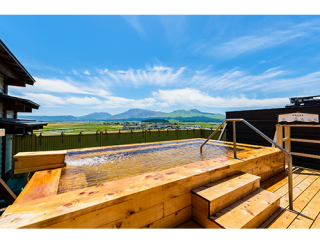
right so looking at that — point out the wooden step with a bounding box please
[210,188,281,228]
[192,172,260,217]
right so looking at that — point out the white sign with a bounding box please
[278,113,319,123]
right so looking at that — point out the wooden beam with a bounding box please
[4,79,26,87]
[0,178,17,205]
[14,168,62,205]
[14,150,67,175]
[291,152,320,160]
[275,125,283,147]
[284,125,291,153]
[285,124,320,128]
[0,129,5,137]
[289,138,320,144]
[3,104,25,111]
[0,60,20,80]
[24,107,32,112]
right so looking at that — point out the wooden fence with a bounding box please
[11,129,224,179]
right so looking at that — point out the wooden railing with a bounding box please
[276,124,320,161]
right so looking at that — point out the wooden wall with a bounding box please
[226,106,320,170]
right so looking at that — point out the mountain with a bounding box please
[151,109,225,120]
[112,109,167,119]
[19,109,225,122]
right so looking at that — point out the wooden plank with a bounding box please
[261,171,320,229]
[265,167,305,192]
[290,138,320,144]
[273,169,314,196]
[0,178,16,205]
[192,173,260,216]
[14,168,62,205]
[211,188,281,229]
[175,219,202,228]
[0,129,5,137]
[192,207,222,229]
[287,124,320,127]
[192,193,209,217]
[0,207,7,216]
[284,126,291,153]
[275,125,283,147]
[289,190,320,229]
[143,206,192,228]
[14,150,67,174]
[48,190,164,228]
[311,213,320,228]
[164,193,191,216]
[291,152,320,160]
[98,203,164,228]
[14,163,66,174]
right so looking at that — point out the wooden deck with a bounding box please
[176,166,320,229]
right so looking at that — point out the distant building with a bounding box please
[0,40,47,181]
[122,126,140,130]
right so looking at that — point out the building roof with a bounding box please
[0,93,40,109]
[0,118,47,127]
[0,39,36,86]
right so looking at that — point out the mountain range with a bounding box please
[19,109,225,122]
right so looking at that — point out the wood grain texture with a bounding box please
[14,168,60,204]
[192,207,222,229]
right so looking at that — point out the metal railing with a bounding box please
[200,118,293,210]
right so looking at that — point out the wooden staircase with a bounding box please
[191,172,281,228]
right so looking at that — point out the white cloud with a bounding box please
[21,93,65,107]
[9,77,111,97]
[152,88,289,108]
[84,70,90,75]
[66,96,100,105]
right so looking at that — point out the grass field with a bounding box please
[34,122,221,134]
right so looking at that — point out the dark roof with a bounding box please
[0,93,40,109]
[0,118,47,127]
[0,39,35,85]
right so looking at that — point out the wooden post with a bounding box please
[275,124,283,147]
[31,133,36,152]
[0,178,16,205]
[1,135,6,181]
[284,125,291,153]
[145,130,147,143]
[11,134,16,180]
[284,125,291,167]
[100,132,103,146]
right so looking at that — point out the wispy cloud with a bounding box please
[123,16,145,38]
[191,67,287,92]
[197,21,319,59]
[97,65,185,86]
[159,16,187,44]
[84,70,90,75]
[9,77,111,98]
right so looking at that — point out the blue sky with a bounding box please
[1,15,320,116]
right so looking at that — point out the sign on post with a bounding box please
[278,113,319,123]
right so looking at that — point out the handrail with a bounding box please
[200,118,293,210]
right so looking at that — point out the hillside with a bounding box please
[112,109,166,119]
[19,109,225,122]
